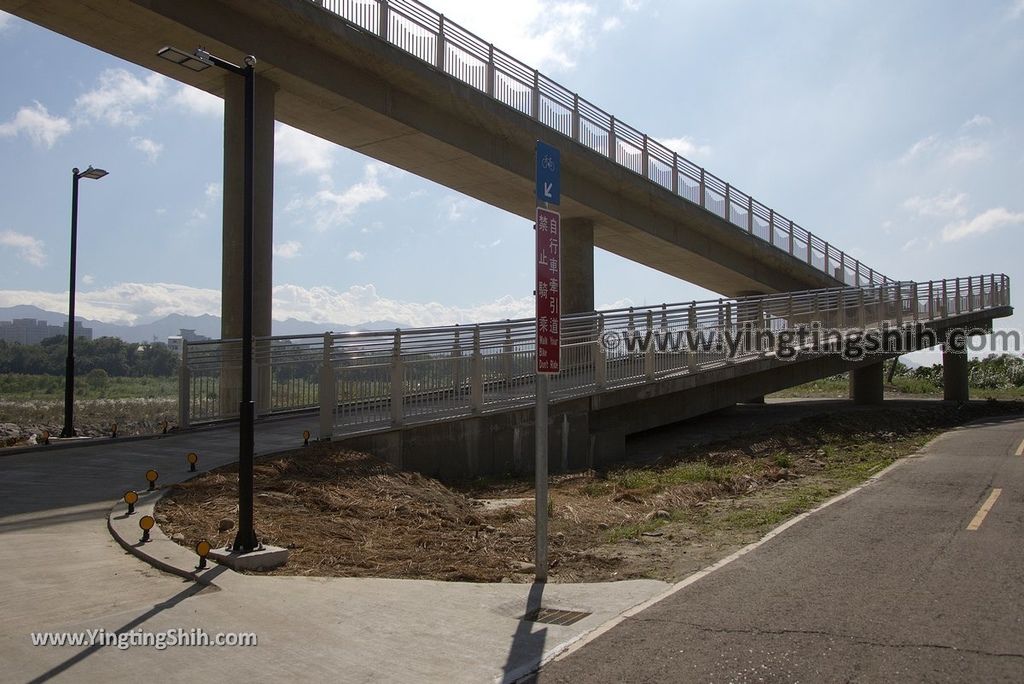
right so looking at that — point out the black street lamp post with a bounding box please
[61,165,107,439]
[157,46,259,552]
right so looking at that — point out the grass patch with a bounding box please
[723,484,837,530]
[610,461,742,493]
[606,518,668,542]
[773,451,794,468]
[0,373,177,400]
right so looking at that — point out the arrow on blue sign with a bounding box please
[535,140,560,206]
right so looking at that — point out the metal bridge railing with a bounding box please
[179,274,1011,435]
[305,0,890,287]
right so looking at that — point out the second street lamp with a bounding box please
[157,45,260,553]
[61,165,108,439]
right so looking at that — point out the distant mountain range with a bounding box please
[0,305,408,344]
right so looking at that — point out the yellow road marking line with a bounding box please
[967,488,1002,531]
[1015,438,1024,456]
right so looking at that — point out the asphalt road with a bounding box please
[537,414,1024,683]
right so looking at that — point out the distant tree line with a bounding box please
[889,354,1024,389]
[0,336,178,377]
[817,354,1024,390]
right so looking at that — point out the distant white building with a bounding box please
[0,318,93,345]
[167,328,210,356]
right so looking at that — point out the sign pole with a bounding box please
[533,140,560,583]
[534,370,549,582]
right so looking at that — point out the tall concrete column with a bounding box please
[560,217,594,315]
[942,345,970,402]
[221,74,276,415]
[849,361,884,404]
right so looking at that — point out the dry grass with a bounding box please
[0,398,178,446]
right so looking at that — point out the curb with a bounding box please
[4,430,183,458]
[3,405,321,458]
[107,487,225,585]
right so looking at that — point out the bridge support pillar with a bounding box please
[736,290,767,400]
[849,361,884,404]
[560,217,595,315]
[942,345,970,402]
[220,75,277,415]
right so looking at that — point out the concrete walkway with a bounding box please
[0,414,665,683]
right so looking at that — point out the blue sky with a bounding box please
[0,0,1022,343]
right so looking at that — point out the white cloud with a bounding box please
[273,240,303,259]
[205,182,222,201]
[75,68,167,127]
[276,124,335,174]
[427,0,604,71]
[898,133,988,166]
[0,230,46,267]
[0,11,12,31]
[346,250,365,262]
[442,195,472,221]
[1009,0,1024,19]
[130,136,163,162]
[171,85,223,116]
[0,281,535,329]
[82,274,95,285]
[601,17,622,31]
[0,102,71,148]
[272,283,534,327]
[898,135,938,164]
[942,207,1024,242]
[186,208,208,226]
[900,237,935,253]
[0,282,222,325]
[287,163,389,230]
[659,135,712,159]
[902,191,968,218]
[944,138,989,165]
[598,297,636,310]
[962,114,992,129]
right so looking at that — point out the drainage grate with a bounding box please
[523,607,591,626]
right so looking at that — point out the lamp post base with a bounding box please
[209,544,289,571]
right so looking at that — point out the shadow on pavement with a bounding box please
[500,582,547,684]
[26,566,228,684]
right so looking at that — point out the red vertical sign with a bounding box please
[536,207,561,374]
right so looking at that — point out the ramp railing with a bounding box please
[179,274,1010,434]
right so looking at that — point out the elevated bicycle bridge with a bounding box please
[180,274,1011,477]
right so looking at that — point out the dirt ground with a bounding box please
[157,399,1023,583]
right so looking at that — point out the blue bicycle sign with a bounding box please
[535,141,560,205]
